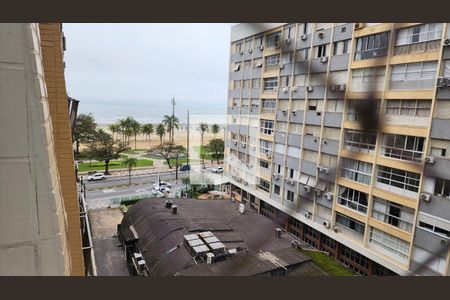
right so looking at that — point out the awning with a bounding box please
[315,180,327,192]
[307,176,317,188]
[299,174,309,185]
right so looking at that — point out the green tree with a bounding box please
[162,115,180,143]
[141,124,155,148]
[74,113,97,154]
[210,124,221,139]
[122,157,138,185]
[206,138,224,164]
[108,123,120,142]
[197,122,209,168]
[156,123,166,145]
[150,143,186,169]
[130,119,141,150]
[89,129,122,175]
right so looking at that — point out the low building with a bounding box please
[117,198,327,276]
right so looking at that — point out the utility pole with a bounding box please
[186,110,189,168]
[170,97,175,143]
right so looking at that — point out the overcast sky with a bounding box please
[63,23,232,124]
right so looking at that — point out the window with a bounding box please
[320,153,338,168]
[433,177,450,198]
[335,213,366,235]
[344,129,377,153]
[258,178,270,192]
[385,99,431,117]
[372,197,415,232]
[376,165,421,194]
[276,121,288,132]
[341,158,373,185]
[287,146,300,157]
[315,44,328,58]
[310,73,327,85]
[333,39,350,56]
[369,227,410,263]
[274,163,282,174]
[274,143,284,154]
[308,99,317,111]
[233,62,241,72]
[326,100,344,112]
[243,79,251,89]
[354,32,390,60]
[278,99,289,109]
[295,48,310,61]
[299,23,311,35]
[259,159,269,169]
[338,186,369,214]
[303,149,318,162]
[253,58,263,68]
[284,25,295,39]
[265,54,280,66]
[273,184,281,195]
[243,60,251,70]
[261,99,276,112]
[304,125,321,137]
[286,167,298,179]
[291,99,305,111]
[389,61,438,90]
[381,134,425,163]
[395,23,443,55]
[289,123,303,135]
[245,38,252,51]
[286,190,295,202]
[418,213,450,238]
[233,80,241,90]
[252,79,261,88]
[339,244,370,271]
[429,139,450,158]
[260,119,274,135]
[412,246,447,275]
[322,127,340,140]
[280,76,290,87]
[431,147,447,157]
[281,52,293,64]
[255,35,263,48]
[234,42,242,54]
[434,100,450,119]
[259,139,273,155]
[263,77,278,91]
[328,70,348,86]
[266,32,281,49]
[351,67,386,91]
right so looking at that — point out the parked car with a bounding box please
[153,181,172,189]
[87,172,105,181]
[152,185,170,194]
[179,164,191,171]
[211,167,223,173]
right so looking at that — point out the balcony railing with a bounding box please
[380,146,423,163]
[394,40,440,56]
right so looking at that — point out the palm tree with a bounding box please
[118,118,128,145]
[197,122,209,169]
[122,157,138,185]
[108,123,120,141]
[141,124,154,148]
[156,123,166,145]
[211,123,221,139]
[162,114,180,143]
[130,119,141,150]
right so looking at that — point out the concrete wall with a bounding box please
[0,23,70,275]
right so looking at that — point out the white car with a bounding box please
[211,167,223,173]
[87,173,105,181]
[152,186,170,194]
[152,182,172,189]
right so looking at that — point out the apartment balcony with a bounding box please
[291,86,307,99]
[289,109,304,123]
[393,40,440,56]
[295,33,312,49]
[334,223,365,243]
[278,86,290,99]
[389,79,435,91]
[321,138,339,156]
[305,111,322,126]
[228,139,238,151]
[430,119,450,140]
[275,108,289,122]
[287,133,302,148]
[436,85,450,100]
[380,146,423,164]
[301,160,317,177]
[382,115,429,127]
[424,156,450,181]
[316,190,334,209]
[374,181,419,199]
[310,58,329,73]
[329,54,350,71]
[333,23,353,42]
[418,193,450,221]
[303,135,320,151]
[306,85,326,99]
[413,227,449,256]
[323,112,343,128]
[279,63,294,76]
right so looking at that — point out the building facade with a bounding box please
[0,23,83,275]
[225,23,450,276]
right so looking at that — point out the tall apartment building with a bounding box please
[225,23,450,276]
[0,23,84,275]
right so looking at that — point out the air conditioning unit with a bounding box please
[242,144,246,148]
[443,39,450,46]
[240,50,244,55]
[291,110,297,115]
[323,140,328,145]
[420,192,431,202]
[318,32,324,38]
[248,48,253,53]
[279,64,284,69]
[265,153,271,158]
[339,84,346,91]
[315,189,323,196]
[320,56,328,63]
[282,109,288,115]
[237,178,243,183]
[285,38,292,44]
[233,140,238,145]
[307,86,314,92]
[273,174,280,180]
[304,212,311,219]
[355,23,365,30]
[259,45,264,50]
[301,34,307,40]
[247,163,252,168]
[314,137,319,143]
[425,156,435,164]
[317,166,323,172]
[282,87,289,93]
[321,167,330,174]
[333,226,338,233]
[437,77,448,88]
[323,220,330,228]
[325,192,333,201]
[292,87,298,92]
[285,177,291,183]
[289,179,296,186]
[303,185,312,193]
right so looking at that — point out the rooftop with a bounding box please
[117,198,327,276]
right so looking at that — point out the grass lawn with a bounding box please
[192,145,223,161]
[163,158,200,165]
[300,250,355,276]
[78,159,153,172]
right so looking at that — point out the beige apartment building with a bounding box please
[0,23,84,275]
[225,23,450,276]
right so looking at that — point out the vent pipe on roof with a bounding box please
[171,205,178,214]
[165,200,173,208]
